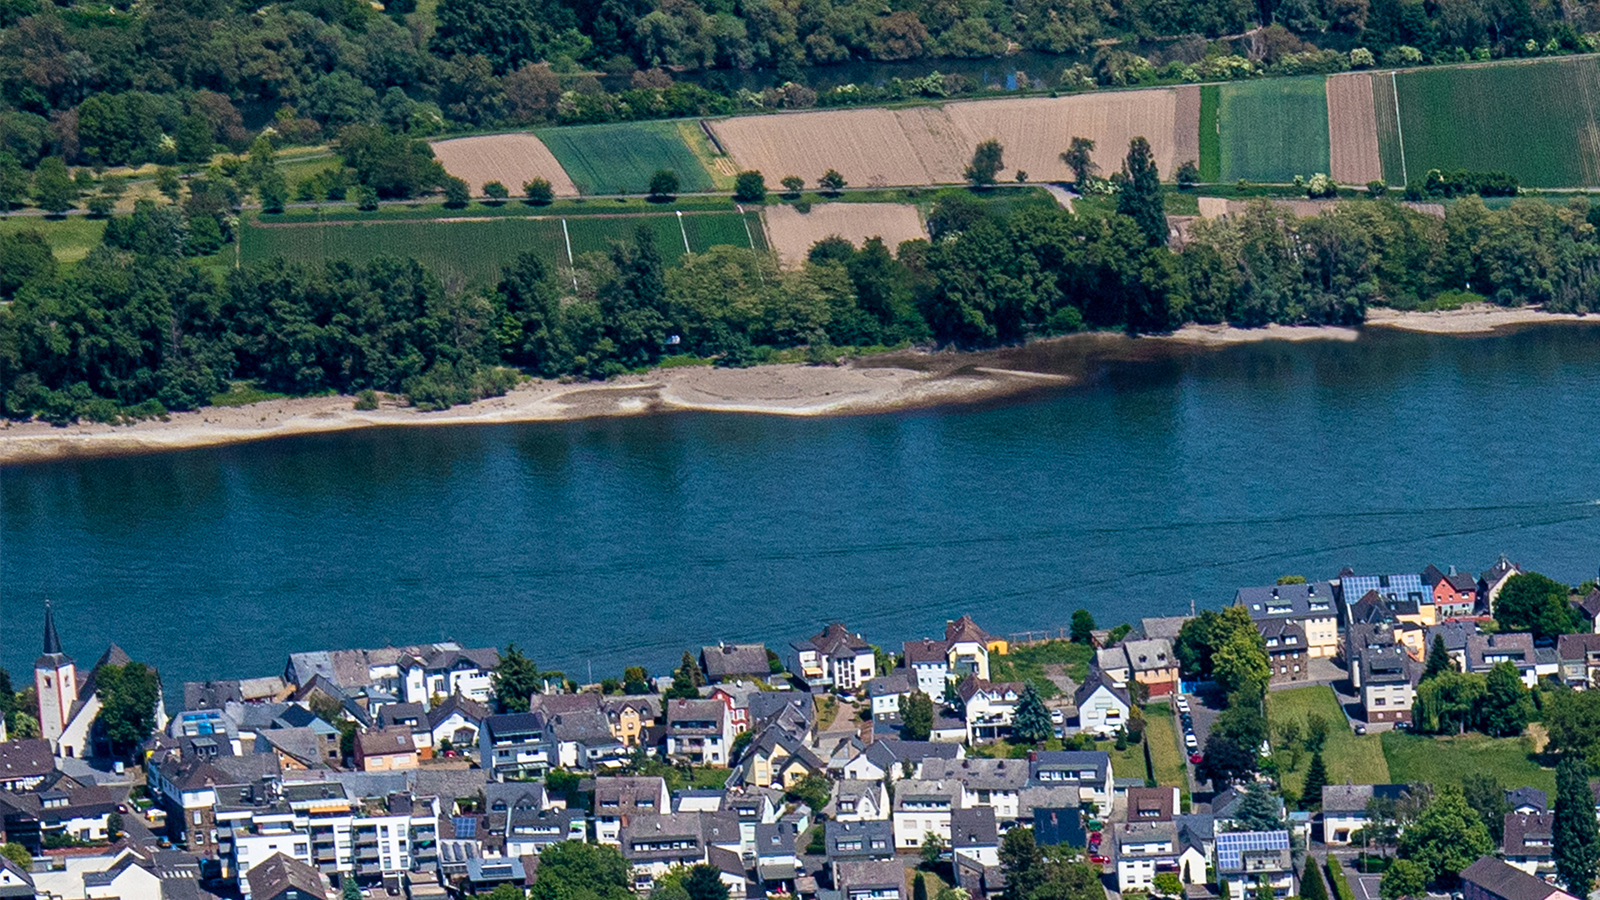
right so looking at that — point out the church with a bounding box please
[34,603,166,760]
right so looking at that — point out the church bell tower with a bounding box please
[34,601,76,750]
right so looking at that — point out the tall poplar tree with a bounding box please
[1117,137,1165,247]
[1555,756,1600,894]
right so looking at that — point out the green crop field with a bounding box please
[1217,77,1330,184]
[1370,73,1406,186]
[536,121,715,195]
[240,210,762,285]
[1393,57,1600,188]
[1199,85,1221,183]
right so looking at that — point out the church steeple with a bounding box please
[42,600,61,656]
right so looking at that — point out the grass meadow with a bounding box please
[1199,85,1221,182]
[1394,56,1600,187]
[1217,76,1330,184]
[1380,730,1555,793]
[536,121,716,195]
[240,210,766,286]
[0,214,107,266]
[1266,685,1389,799]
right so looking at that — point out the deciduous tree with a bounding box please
[965,139,1004,187]
[1117,137,1164,247]
[1070,609,1096,644]
[1496,572,1580,641]
[1060,137,1095,185]
[903,690,934,741]
[734,170,766,202]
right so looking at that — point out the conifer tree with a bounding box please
[1301,856,1329,900]
[1300,750,1329,810]
[1012,684,1053,744]
[1421,634,1455,683]
[914,873,928,900]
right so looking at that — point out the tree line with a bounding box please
[9,137,1600,424]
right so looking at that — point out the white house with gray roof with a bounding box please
[1235,582,1340,658]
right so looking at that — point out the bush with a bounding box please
[442,176,470,208]
[483,180,509,205]
[1366,180,1388,198]
[793,200,811,213]
[355,185,379,211]
[648,169,679,200]
[353,389,379,410]
[1327,857,1355,900]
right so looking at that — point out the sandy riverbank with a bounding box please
[1,303,1591,465]
[1364,304,1592,334]
[0,360,1069,465]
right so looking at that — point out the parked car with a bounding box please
[1189,751,1203,764]
[1175,696,1190,713]
[1090,855,1109,865]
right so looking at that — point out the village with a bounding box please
[4,557,1600,900]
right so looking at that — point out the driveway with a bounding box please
[1176,689,1221,795]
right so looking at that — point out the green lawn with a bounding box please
[1266,685,1389,798]
[1217,76,1330,184]
[0,214,108,265]
[1394,56,1600,188]
[537,121,716,195]
[988,640,1094,699]
[240,209,764,286]
[1380,731,1555,794]
[1144,709,1191,805]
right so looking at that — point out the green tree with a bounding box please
[523,178,554,205]
[33,157,77,215]
[734,170,766,202]
[1496,572,1581,641]
[682,864,729,900]
[787,774,831,812]
[1556,755,1600,895]
[2,843,31,869]
[1306,713,1329,752]
[1301,856,1329,900]
[443,175,470,208]
[780,175,805,198]
[1380,859,1427,900]
[921,832,948,868]
[1545,688,1600,767]
[1275,719,1304,773]
[0,231,56,300]
[1395,786,1492,887]
[999,827,1043,900]
[1421,633,1455,683]
[1154,873,1184,896]
[648,169,680,200]
[942,679,966,717]
[903,690,934,741]
[914,873,929,900]
[1413,670,1486,735]
[1254,875,1273,900]
[491,644,543,712]
[343,876,362,900]
[965,139,1005,187]
[1060,136,1096,185]
[1012,684,1052,744]
[623,666,651,695]
[355,185,380,211]
[1117,136,1165,248]
[484,180,509,203]
[818,169,846,195]
[1212,626,1269,704]
[1299,750,1328,810]
[527,842,632,900]
[259,169,288,214]
[1462,773,1508,843]
[0,152,28,212]
[1481,662,1531,737]
[93,661,161,757]
[1070,609,1096,644]
[1175,606,1258,679]
[156,167,182,202]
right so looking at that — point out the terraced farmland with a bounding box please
[1217,76,1330,183]
[1393,56,1600,187]
[240,210,764,285]
[536,121,715,195]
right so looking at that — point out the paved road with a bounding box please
[1178,690,1220,795]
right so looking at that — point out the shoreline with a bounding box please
[0,304,1589,466]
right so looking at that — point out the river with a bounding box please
[4,324,1600,694]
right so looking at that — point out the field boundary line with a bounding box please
[561,218,577,289]
[1391,72,1408,185]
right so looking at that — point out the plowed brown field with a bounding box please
[712,89,1183,187]
[1173,86,1202,172]
[431,134,579,196]
[1326,73,1383,185]
[764,203,926,269]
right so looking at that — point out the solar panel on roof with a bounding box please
[453,816,478,837]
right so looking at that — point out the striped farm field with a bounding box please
[431,133,578,196]
[1392,56,1600,187]
[1325,73,1383,185]
[1217,76,1330,183]
[535,121,715,195]
[1370,73,1406,186]
[240,210,763,285]
[711,89,1182,189]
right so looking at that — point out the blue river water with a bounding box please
[4,324,1600,693]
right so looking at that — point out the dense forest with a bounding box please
[0,0,1595,173]
[5,146,1600,424]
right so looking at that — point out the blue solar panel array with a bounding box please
[1215,831,1290,869]
[452,817,478,838]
